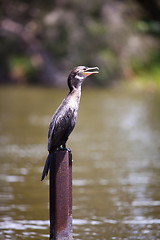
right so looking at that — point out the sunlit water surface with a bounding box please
[0,87,160,239]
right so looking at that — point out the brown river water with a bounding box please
[0,86,160,239]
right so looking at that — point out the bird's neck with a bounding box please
[68,86,81,106]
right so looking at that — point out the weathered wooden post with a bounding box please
[50,149,72,240]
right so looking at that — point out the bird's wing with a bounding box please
[48,108,75,152]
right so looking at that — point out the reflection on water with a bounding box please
[0,144,46,159]
[0,87,160,239]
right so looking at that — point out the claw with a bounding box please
[58,145,71,152]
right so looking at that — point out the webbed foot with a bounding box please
[58,145,71,152]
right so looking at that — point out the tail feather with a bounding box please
[41,153,53,181]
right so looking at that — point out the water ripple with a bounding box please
[0,144,46,159]
[0,219,49,230]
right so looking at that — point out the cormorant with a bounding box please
[41,66,99,181]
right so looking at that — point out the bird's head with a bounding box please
[68,66,99,91]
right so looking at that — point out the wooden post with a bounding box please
[50,150,72,240]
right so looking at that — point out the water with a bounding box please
[0,86,160,239]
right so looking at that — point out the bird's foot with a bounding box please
[58,145,71,152]
[58,146,63,151]
[64,147,71,152]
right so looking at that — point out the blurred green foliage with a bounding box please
[0,0,160,87]
[8,56,38,84]
[131,51,160,88]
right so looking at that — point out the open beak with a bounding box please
[83,67,99,77]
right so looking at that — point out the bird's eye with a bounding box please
[83,67,87,71]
